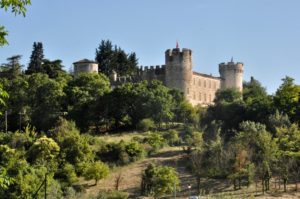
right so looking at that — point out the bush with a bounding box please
[96,190,129,199]
[143,132,165,154]
[97,141,145,165]
[137,118,155,131]
[163,130,179,146]
[124,141,145,162]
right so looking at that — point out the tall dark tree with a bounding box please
[42,59,65,78]
[95,39,138,77]
[0,55,23,79]
[26,42,44,74]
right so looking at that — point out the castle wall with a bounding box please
[187,72,221,106]
[139,65,166,84]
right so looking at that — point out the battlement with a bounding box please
[165,48,192,59]
[219,62,243,73]
[138,65,166,75]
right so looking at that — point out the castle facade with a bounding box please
[74,47,244,106]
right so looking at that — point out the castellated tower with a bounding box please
[219,60,244,91]
[165,48,193,94]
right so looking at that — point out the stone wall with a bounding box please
[187,72,221,106]
[165,48,192,94]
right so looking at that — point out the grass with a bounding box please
[79,130,300,199]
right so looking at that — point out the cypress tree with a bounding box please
[26,42,45,74]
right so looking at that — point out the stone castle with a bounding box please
[73,46,244,106]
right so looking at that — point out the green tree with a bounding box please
[243,77,273,124]
[27,73,66,131]
[66,72,110,131]
[51,119,94,173]
[141,164,180,197]
[95,39,138,76]
[0,55,23,79]
[236,121,278,192]
[83,161,109,185]
[26,42,45,74]
[273,76,300,122]
[42,59,65,78]
[0,0,31,46]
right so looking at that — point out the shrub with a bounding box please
[144,132,165,154]
[97,140,145,165]
[124,141,145,162]
[163,130,179,146]
[137,118,155,131]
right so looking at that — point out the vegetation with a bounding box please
[0,40,300,198]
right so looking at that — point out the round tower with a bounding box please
[165,47,192,94]
[219,59,244,91]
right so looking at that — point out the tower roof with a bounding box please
[73,59,98,64]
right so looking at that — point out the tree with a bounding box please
[26,42,45,74]
[0,55,23,79]
[236,121,278,192]
[141,164,180,197]
[273,76,300,122]
[51,119,94,173]
[95,39,138,76]
[27,73,66,131]
[214,88,242,104]
[83,161,109,185]
[0,0,31,46]
[243,77,273,124]
[65,73,110,131]
[42,59,65,78]
[27,136,60,167]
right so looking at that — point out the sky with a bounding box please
[1,0,300,94]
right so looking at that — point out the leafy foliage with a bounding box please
[83,161,109,185]
[141,164,180,197]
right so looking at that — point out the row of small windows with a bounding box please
[193,78,218,89]
[187,88,213,103]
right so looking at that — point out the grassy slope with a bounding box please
[79,132,300,199]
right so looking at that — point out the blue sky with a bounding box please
[1,0,300,93]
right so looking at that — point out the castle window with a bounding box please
[193,78,195,85]
[209,94,211,102]
[193,92,195,99]
[209,81,211,88]
[204,93,207,102]
[199,93,202,101]
[214,82,216,89]
[204,80,206,88]
[198,80,201,87]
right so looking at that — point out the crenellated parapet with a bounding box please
[219,61,244,74]
[138,65,166,75]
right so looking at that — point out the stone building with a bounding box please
[74,46,244,106]
[73,59,98,75]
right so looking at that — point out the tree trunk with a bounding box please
[262,179,265,194]
[238,177,241,190]
[196,175,201,195]
[284,178,287,192]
